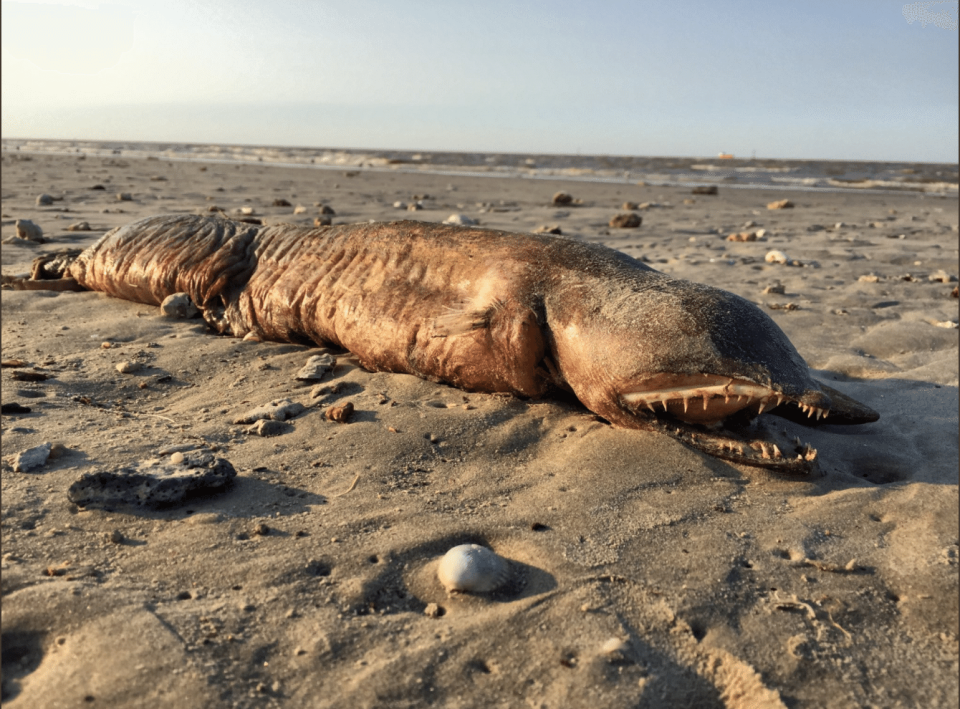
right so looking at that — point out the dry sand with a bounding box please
[1,150,957,708]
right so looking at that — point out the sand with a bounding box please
[1,149,957,709]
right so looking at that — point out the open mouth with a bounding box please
[618,374,833,473]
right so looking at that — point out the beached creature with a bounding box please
[437,544,511,594]
[20,214,878,472]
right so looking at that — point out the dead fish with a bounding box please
[35,215,877,472]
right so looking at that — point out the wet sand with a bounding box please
[1,149,957,708]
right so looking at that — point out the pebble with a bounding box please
[1,403,31,414]
[424,603,444,618]
[727,231,759,242]
[763,283,786,294]
[36,194,54,206]
[160,293,200,319]
[443,214,477,226]
[318,205,336,215]
[293,205,307,214]
[393,201,408,209]
[295,354,335,381]
[692,186,718,195]
[858,274,881,283]
[406,203,422,211]
[15,219,44,243]
[108,529,124,544]
[67,221,91,231]
[621,201,639,210]
[67,453,237,509]
[551,192,573,205]
[767,199,794,210]
[13,442,52,473]
[234,399,305,424]
[765,250,789,264]
[116,361,142,374]
[246,419,291,437]
[116,192,133,201]
[272,198,292,207]
[314,215,332,227]
[609,213,641,229]
[325,401,355,423]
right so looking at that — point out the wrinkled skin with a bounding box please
[61,214,877,472]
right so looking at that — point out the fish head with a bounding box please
[547,276,876,470]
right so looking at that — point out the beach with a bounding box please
[1,143,957,708]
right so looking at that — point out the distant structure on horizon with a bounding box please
[717,153,734,159]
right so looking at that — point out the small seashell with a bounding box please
[764,250,789,264]
[437,543,510,594]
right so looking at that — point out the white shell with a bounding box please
[437,544,510,594]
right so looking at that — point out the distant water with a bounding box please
[3,138,957,194]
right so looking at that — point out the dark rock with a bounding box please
[1,403,32,414]
[692,186,718,195]
[551,192,573,205]
[272,198,292,207]
[608,213,642,229]
[67,453,236,509]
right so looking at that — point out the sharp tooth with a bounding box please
[757,400,767,415]
[816,408,824,420]
[724,394,730,403]
[703,394,709,410]
[776,396,783,407]
[822,410,829,419]
[646,402,656,412]
[682,397,689,413]
[760,443,771,459]
[773,444,782,458]
[661,400,669,412]
[807,407,814,418]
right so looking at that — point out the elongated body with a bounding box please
[66,215,877,471]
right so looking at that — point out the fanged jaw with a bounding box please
[620,374,829,426]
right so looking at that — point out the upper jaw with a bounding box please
[618,373,831,426]
[615,372,833,473]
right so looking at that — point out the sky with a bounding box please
[1,0,957,162]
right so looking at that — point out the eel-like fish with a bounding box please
[26,214,879,473]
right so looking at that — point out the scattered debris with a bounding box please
[767,199,794,210]
[296,353,335,381]
[234,399,305,424]
[13,442,53,472]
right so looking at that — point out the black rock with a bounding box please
[68,453,236,509]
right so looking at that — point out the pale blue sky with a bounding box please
[2,0,957,162]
